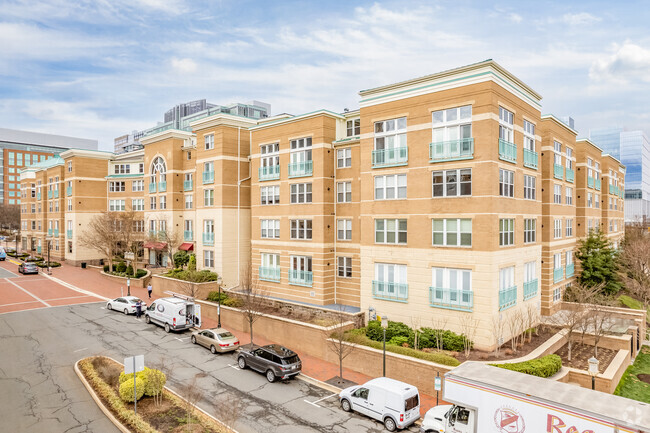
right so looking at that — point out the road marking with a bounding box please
[8,259,21,265]
[0,295,92,308]
[303,393,338,408]
[303,399,321,407]
[174,337,186,342]
[39,273,109,301]
[100,307,105,309]
[73,347,87,353]
[4,278,51,307]
[228,364,241,370]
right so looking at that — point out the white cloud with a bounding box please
[171,57,198,74]
[509,13,523,23]
[590,41,650,84]
[560,12,601,26]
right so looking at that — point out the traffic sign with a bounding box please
[124,355,144,374]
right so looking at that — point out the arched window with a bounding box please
[151,157,166,182]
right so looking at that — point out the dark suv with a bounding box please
[237,344,302,382]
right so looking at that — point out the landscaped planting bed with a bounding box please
[77,356,231,433]
[554,344,616,372]
[615,346,650,403]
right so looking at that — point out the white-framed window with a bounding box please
[523,120,535,151]
[150,196,156,210]
[261,252,280,269]
[204,250,214,268]
[499,107,514,142]
[553,141,562,166]
[132,199,144,211]
[204,189,214,206]
[566,219,573,237]
[261,219,280,239]
[204,161,214,175]
[554,252,562,271]
[554,184,562,204]
[374,117,407,151]
[374,263,407,290]
[338,257,352,278]
[375,174,408,200]
[184,173,193,184]
[260,142,279,169]
[524,261,536,284]
[184,219,192,234]
[67,199,72,211]
[566,250,573,267]
[499,169,514,197]
[614,220,618,232]
[499,218,514,246]
[114,164,130,174]
[553,287,562,302]
[290,255,312,275]
[595,194,600,209]
[375,219,407,244]
[134,220,145,232]
[139,163,144,173]
[554,219,562,239]
[290,137,312,166]
[132,180,144,192]
[346,118,360,137]
[159,196,166,210]
[566,187,573,205]
[499,266,515,295]
[431,105,472,144]
[566,147,573,170]
[432,169,471,197]
[524,175,536,200]
[432,219,472,247]
[109,181,125,192]
[109,200,125,211]
[290,219,312,240]
[431,267,472,308]
[290,183,312,204]
[261,186,280,205]
[68,161,72,172]
[159,220,166,233]
[337,181,352,203]
[337,148,352,168]
[588,219,593,232]
[588,158,593,179]
[204,134,214,150]
[185,194,193,209]
[595,162,601,182]
[204,219,214,235]
[587,192,593,208]
[337,219,352,240]
[524,219,536,243]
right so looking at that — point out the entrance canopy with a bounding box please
[178,242,194,252]
[143,241,167,250]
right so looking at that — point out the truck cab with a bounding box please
[421,404,475,433]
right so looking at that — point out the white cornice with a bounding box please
[541,114,578,136]
[190,113,258,131]
[60,149,114,160]
[249,109,345,132]
[576,138,604,154]
[140,129,194,145]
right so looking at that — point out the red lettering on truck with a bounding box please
[546,414,595,433]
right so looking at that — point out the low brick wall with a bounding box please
[152,275,219,300]
[565,349,630,394]
[100,270,151,289]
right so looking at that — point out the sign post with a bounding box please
[124,355,144,414]
[434,372,441,406]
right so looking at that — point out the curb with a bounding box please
[296,373,343,394]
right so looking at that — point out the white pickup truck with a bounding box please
[420,362,649,433]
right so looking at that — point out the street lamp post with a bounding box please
[217,275,223,328]
[47,239,52,275]
[127,276,131,296]
[381,316,388,377]
[588,357,600,390]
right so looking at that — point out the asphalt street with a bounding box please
[0,303,420,432]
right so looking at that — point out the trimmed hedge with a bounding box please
[119,377,145,402]
[35,261,61,268]
[365,320,469,351]
[490,354,562,378]
[25,256,44,262]
[206,291,243,308]
[166,269,219,282]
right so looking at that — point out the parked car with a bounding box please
[237,344,302,382]
[0,247,6,260]
[18,262,38,275]
[339,377,420,432]
[106,296,146,315]
[191,327,239,354]
[144,297,200,333]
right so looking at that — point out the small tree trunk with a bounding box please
[568,341,572,362]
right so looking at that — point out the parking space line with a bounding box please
[227,364,241,371]
[4,278,51,307]
[303,393,338,408]
[73,347,87,353]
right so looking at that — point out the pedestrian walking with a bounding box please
[147,283,153,299]
[135,300,142,319]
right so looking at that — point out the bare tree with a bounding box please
[490,314,505,357]
[154,224,182,269]
[589,297,617,357]
[506,309,525,352]
[237,265,267,346]
[524,303,540,343]
[553,283,601,361]
[147,358,169,407]
[214,394,244,430]
[176,278,200,299]
[324,306,358,385]
[410,316,422,350]
[79,212,122,269]
[431,316,448,352]
[180,374,204,431]
[458,315,479,357]
[0,204,21,230]
[618,223,650,312]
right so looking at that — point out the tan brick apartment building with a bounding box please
[20,60,625,349]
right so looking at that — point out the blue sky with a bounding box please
[1,0,649,150]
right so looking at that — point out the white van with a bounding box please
[339,377,420,431]
[144,297,201,333]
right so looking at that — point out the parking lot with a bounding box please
[0,302,421,433]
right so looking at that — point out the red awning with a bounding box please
[178,242,194,252]
[143,241,168,250]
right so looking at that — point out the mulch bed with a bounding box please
[456,326,558,363]
[637,374,650,384]
[554,343,616,372]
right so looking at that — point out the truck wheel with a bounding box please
[384,416,397,432]
[164,323,170,333]
[145,315,151,324]
[237,356,246,369]
[340,399,351,412]
[266,370,276,383]
[191,336,196,344]
[210,345,216,354]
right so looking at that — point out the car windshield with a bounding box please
[281,355,300,365]
[128,299,143,304]
[217,332,234,339]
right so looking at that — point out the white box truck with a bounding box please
[145,295,201,333]
[420,362,649,433]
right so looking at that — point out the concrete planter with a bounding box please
[100,269,151,289]
[151,274,219,300]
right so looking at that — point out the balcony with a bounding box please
[429,286,472,311]
[554,267,564,283]
[288,269,313,287]
[371,147,408,168]
[202,171,214,184]
[184,180,193,191]
[595,179,601,191]
[288,160,313,178]
[53,190,59,198]
[54,229,59,237]
[48,228,52,236]
[149,183,157,193]
[184,230,193,241]
[158,181,167,192]
[566,263,575,278]
[67,229,72,239]
[47,191,52,199]
[498,139,517,163]
[566,168,574,183]
[554,164,564,180]
[259,266,281,282]
[429,138,474,163]
[523,279,538,300]
[37,192,41,200]
[499,286,517,310]
[67,186,72,196]
[202,232,214,245]
[588,176,594,188]
[37,246,41,254]
[259,165,280,181]
[523,148,538,169]
[372,280,409,302]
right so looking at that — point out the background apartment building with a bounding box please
[20,60,626,350]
